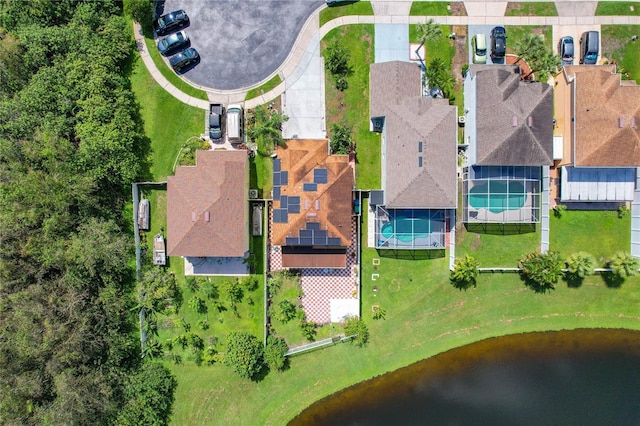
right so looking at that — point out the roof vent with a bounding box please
[418,156,423,168]
[418,141,423,153]
[315,200,320,210]
[528,116,533,127]
[619,118,624,128]
[204,211,210,222]
[191,212,196,222]
[512,116,518,127]
[632,117,637,128]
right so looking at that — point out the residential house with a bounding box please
[369,61,458,249]
[462,65,553,223]
[167,150,250,275]
[271,139,354,268]
[554,65,640,206]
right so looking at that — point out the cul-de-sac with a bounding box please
[2,1,640,425]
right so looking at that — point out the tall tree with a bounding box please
[513,33,546,66]
[416,18,443,45]
[247,105,288,155]
[609,252,639,279]
[225,332,265,380]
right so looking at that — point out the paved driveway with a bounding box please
[158,0,323,90]
[468,25,505,65]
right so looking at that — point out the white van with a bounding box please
[226,104,244,142]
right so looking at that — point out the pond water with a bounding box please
[290,329,640,426]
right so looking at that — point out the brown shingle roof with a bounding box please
[474,66,554,166]
[271,139,353,247]
[370,61,458,209]
[567,66,640,167]
[167,150,248,257]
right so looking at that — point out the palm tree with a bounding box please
[416,18,443,45]
[519,251,563,292]
[566,252,595,278]
[247,105,289,155]
[425,57,447,86]
[450,254,480,290]
[524,50,561,81]
[609,252,639,279]
[513,33,546,65]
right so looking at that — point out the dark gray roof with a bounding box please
[370,61,458,209]
[474,66,554,166]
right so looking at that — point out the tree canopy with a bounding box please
[225,332,265,380]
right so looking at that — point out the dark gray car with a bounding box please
[558,36,574,66]
[169,48,199,72]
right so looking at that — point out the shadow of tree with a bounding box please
[564,273,584,288]
[601,271,625,288]
[520,273,555,293]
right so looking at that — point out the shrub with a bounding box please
[330,122,353,154]
[264,336,289,372]
[299,319,317,341]
[343,316,369,347]
[276,299,297,324]
[241,275,259,292]
[449,255,480,290]
[519,251,564,292]
[225,332,265,380]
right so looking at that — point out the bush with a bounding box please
[241,275,259,292]
[519,251,564,292]
[449,255,480,290]
[264,336,289,372]
[276,299,298,324]
[343,316,369,347]
[299,319,317,341]
[330,123,353,154]
[225,332,265,380]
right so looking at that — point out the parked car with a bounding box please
[580,31,599,65]
[490,26,506,59]
[558,36,574,66]
[472,34,487,64]
[157,31,189,56]
[153,9,189,35]
[209,104,224,141]
[169,48,199,72]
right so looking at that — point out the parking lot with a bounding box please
[157,0,323,90]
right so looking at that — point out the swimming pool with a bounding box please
[469,181,526,214]
[378,209,445,248]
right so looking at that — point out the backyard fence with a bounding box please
[285,334,354,357]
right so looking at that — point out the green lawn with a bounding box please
[601,25,640,81]
[506,25,553,52]
[409,2,453,16]
[505,2,558,16]
[456,223,541,267]
[245,75,283,101]
[596,1,640,15]
[142,30,209,101]
[322,25,379,189]
[129,50,204,181]
[250,153,273,199]
[319,1,374,27]
[168,197,640,425]
[409,24,456,62]
[550,210,631,263]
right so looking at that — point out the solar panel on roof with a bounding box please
[281,171,288,185]
[313,236,327,245]
[314,168,328,184]
[273,186,280,200]
[315,229,327,239]
[274,209,289,223]
[303,183,317,191]
[273,172,281,186]
[300,237,313,245]
[288,204,300,214]
[280,195,288,209]
[272,210,281,223]
[286,237,299,245]
[307,222,320,230]
[289,196,300,205]
[328,237,342,246]
[273,159,281,172]
[300,229,312,238]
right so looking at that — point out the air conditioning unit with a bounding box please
[249,189,259,199]
[371,117,384,133]
[458,116,466,127]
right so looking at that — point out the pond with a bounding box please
[290,329,640,426]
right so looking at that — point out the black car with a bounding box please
[558,36,574,66]
[157,31,189,56]
[169,48,199,72]
[154,9,189,36]
[491,26,506,59]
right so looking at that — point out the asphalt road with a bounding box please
[158,0,324,90]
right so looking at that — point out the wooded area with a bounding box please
[0,1,175,424]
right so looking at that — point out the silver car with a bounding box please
[157,31,189,56]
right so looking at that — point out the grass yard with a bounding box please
[245,74,283,101]
[168,197,640,425]
[409,2,453,16]
[601,25,640,82]
[505,2,558,16]
[129,51,204,181]
[142,29,209,101]
[250,153,273,199]
[550,210,631,263]
[409,24,456,63]
[506,25,553,51]
[456,223,541,267]
[596,1,640,16]
[322,25,379,189]
[319,1,374,27]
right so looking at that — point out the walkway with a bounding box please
[137,1,640,110]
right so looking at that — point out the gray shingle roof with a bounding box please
[474,66,554,166]
[370,61,458,209]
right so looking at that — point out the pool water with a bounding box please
[379,210,445,247]
[469,181,526,214]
